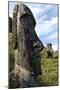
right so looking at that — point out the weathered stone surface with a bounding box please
[9,33,15,72]
[9,17,12,32]
[9,3,44,88]
[12,5,19,49]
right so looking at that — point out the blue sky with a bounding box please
[9,2,59,51]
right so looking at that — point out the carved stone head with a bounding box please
[19,4,36,29]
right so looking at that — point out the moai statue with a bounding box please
[9,3,44,88]
[47,43,53,58]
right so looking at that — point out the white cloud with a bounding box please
[37,14,47,23]
[35,16,58,37]
[9,13,13,18]
[47,31,58,40]
[50,16,58,26]
[52,44,58,51]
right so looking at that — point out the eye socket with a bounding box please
[20,14,34,26]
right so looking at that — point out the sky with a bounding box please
[9,2,59,51]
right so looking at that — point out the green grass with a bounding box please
[37,57,58,86]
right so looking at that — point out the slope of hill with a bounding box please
[37,57,58,86]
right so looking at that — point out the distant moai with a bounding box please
[47,43,53,58]
[9,3,44,88]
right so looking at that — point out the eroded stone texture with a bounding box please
[9,3,44,88]
[9,17,12,32]
[12,5,19,49]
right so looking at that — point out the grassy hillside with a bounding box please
[37,57,58,86]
